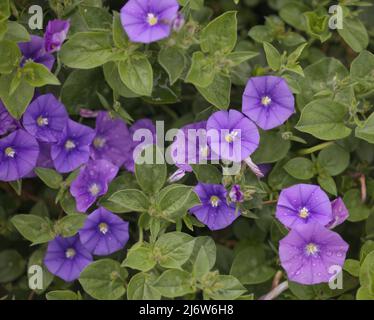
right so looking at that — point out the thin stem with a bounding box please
[297,141,334,155]
[259,281,289,300]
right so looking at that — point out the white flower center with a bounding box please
[261,96,272,106]
[93,137,106,149]
[210,195,220,207]
[65,248,76,259]
[65,139,76,150]
[5,147,15,158]
[37,115,49,127]
[305,243,319,256]
[224,130,238,143]
[299,207,310,219]
[99,222,109,234]
[89,183,101,196]
[147,13,158,26]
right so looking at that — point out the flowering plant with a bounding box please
[0,0,374,301]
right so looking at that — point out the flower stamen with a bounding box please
[261,96,272,106]
[37,115,49,127]
[65,248,76,259]
[299,207,310,219]
[210,195,220,207]
[147,13,158,26]
[89,183,101,196]
[99,222,109,234]
[5,147,15,158]
[305,243,319,256]
[65,139,76,150]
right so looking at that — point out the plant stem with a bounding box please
[297,141,334,155]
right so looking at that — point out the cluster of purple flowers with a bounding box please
[276,184,349,285]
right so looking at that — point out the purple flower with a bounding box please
[258,163,272,177]
[44,19,70,53]
[276,184,332,228]
[190,183,239,231]
[0,130,39,181]
[123,119,156,172]
[70,160,118,212]
[229,184,244,203]
[0,100,18,136]
[120,0,179,43]
[18,35,55,70]
[51,120,95,173]
[207,110,260,163]
[44,235,93,282]
[326,198,349,229]
[91,112,131,167]
[79,207,129,256]
[172,12,185,31]
[36,142,54,169]
[279,222,348,285]
[242,76,295,130]
[22,94,68,143]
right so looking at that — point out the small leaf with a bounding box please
[153,269,195,298]
[123,243,156,272]
[284,157,314,180]
[158,47,186,85]
[22,62,60,87]
[109,189,150,212]
[35,167,63,189]
[127,272,160,300]
[55,214,86,237]
[46,290,79,300]
[263,42,281,71]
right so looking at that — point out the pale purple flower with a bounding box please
[0,101,18,136]
[44,235,93,282]
[120,0,179,43]
[79,207,129,256]
[244,157,264,178]
[207,110,260,162]
[276,184,333,228]
[91,112,131,167]
[242,76,295,130]
[79,108,99,119]
[326,198,349,229]
[70,160,118,213]
[51,120,95,173]
[172,12,185,31]
[279,222,348,285]
[22,94,68,143]
[18,35,55,70]
[44,19,70,53]
[0,130,39,181]
[190,183,239,230]
[229,184,244,203]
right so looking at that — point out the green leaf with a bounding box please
[118,53,153,96]
[158,47,186,85]
[296,99,351,140]
[127,272,161,300]
[344,259,360,277]
[252,131,290,164]
[338,17,369,53]
[284,157,314,180]
[185,51,215,88]
[108,189,150,212]
[318,144,350,176]
[9,179,22,196]
[55,214,86,237]
[46,290,79,300]
[35,167,63,189]
[191,164,222,184]
[196,74,231,109]
[359,251,374,294]
[60,192,82,215]
[123,243,156,272]
[28,248,54,294]
[356,113,374,144]
[60,31,115,69]
[155,232,195,269]
[226,51,258,66]
[22,62,60,87]
[0,40,21,74]
[230,246,275,285]
[135,145,167,194]
[248,25,274,43]
[0,0,10,22]
[344,189,371,222]
[112,11,129,48]
[263,42,281,71]
[0,72,34,119]
[79,259,127,300]
[204,275,246,300]
[279,2,308,31]
[200,11,237,54]
[317,174,337,196]
[153,269,195,298]
[0,250,25,283]
[186,236,216,273]
[357,286,374,300]
[11,214,54,245]
[103,62,138,98]
[3,21,29,42]
[304,11,330,42]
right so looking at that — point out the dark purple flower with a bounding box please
[258,163,272,177]
[79,207,129,256]
[70,160,118,212]
[22,94,68,143]
[18,35,55,70]
[123,119,156,172]
[242,76,295,130]
[207,110,260,163]
[0,130,39,181]
[24,142,55,178]
[0,100,18,136]
[190,183,239,231]
[44,235,93,282]
[91,112,131,167]
[44,19,70,53]
[51,120,95,173]
[279,222,348,285]
[229,184,244,203]
[120,0,179,43]
[276,184,332,228]
[326,198,349,229]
